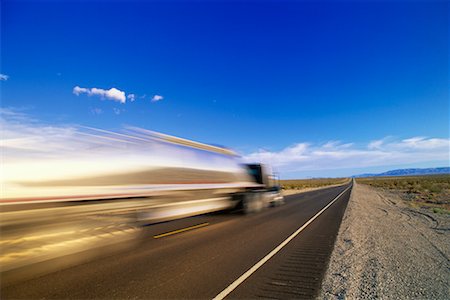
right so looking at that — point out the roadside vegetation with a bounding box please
[280,178,349,190]
[357,175,450,214]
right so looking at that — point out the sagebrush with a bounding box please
[357,175,450,214]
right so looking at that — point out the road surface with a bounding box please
[2,183,352,299]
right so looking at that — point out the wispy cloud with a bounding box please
[127,94,136,102]
[90,108,103,115]
[151,95,164,102]
[243,137,450,173]
[5,108,446,179]
[2,109,448,182]
[73,86,126,103]
[1,108,79,154]
[0,74,9,81]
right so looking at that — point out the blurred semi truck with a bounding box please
[1,127,283,284]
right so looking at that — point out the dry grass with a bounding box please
[280,178,349,190]
[357,175,450,214]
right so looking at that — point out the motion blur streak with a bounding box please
[0,125,259,285]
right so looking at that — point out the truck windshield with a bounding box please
[246,164,263,184]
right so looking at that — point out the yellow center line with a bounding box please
[153,222,210,239]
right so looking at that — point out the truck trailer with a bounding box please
[0,127,283,284]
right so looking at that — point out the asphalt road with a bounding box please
[2,183,352,299]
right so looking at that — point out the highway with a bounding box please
[2,183,352,300]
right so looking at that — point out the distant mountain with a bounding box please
[353,167,450,178]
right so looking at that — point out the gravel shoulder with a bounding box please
[320,182,450,299]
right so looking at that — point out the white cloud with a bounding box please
[368,139,384,150]
[73,86,126,103]
[151,95,164,102]
[73,86,89,95]
[0,74,9,81]
[394,137,449,150]
[243,137,450,173]
[112,108,121,115]
[127,94,136,102]
[91,87,126,103]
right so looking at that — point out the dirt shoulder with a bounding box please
[320,183,450,299]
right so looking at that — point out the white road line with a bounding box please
[212,185,352,300]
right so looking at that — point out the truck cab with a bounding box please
[244,163,285,208]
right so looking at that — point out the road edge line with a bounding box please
[153,222,210,239]
[212,184,352,300]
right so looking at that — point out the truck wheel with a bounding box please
[242,193,263,214]
[242,193,254,214]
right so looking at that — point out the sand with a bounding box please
[320,182,450,299]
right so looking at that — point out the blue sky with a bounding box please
[1,0,449,178]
